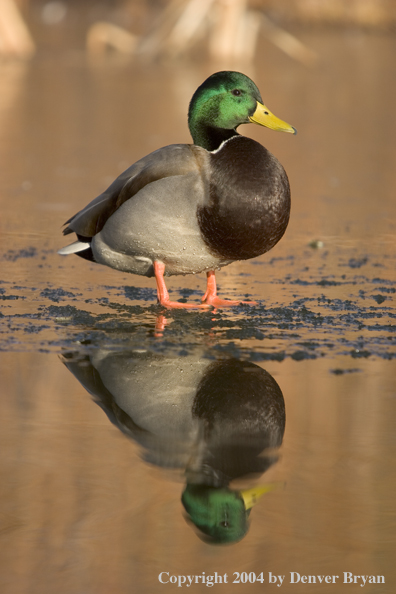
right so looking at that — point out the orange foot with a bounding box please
[201,270,256,307]
[202,295,256,307]
[159,299,211,310]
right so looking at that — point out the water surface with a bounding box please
[0,30,395,594]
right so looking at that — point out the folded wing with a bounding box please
[62,144,206,239]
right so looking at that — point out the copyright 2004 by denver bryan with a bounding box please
[158,571,386,588]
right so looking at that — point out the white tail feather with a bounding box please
[58,241,91,255]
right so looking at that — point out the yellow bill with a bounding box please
[249,101,297,134]
[240,483,280,510]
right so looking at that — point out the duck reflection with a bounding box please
[62,350,285,544]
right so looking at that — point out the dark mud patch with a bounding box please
[330,368,362,375]
[346,257,369,269]
[40,288,81,302]
[2,247,38,261]
[0,290,24,301]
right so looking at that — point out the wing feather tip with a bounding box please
[58,241,91,256]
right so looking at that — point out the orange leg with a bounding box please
[154,262,210,309]
[201,270,256,307]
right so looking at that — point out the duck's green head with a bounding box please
[182,484,250,544]
[182,483,278,544]
[188,71,296,151]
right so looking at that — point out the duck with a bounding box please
[62,349,286,543]
[59,71,296,308]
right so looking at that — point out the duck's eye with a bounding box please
[231,89,241,96]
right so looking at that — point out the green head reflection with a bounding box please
[182,483,279,544]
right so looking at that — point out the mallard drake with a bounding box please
[62,352,285,473]
[62,350,285,543]
[59,71,296,308]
